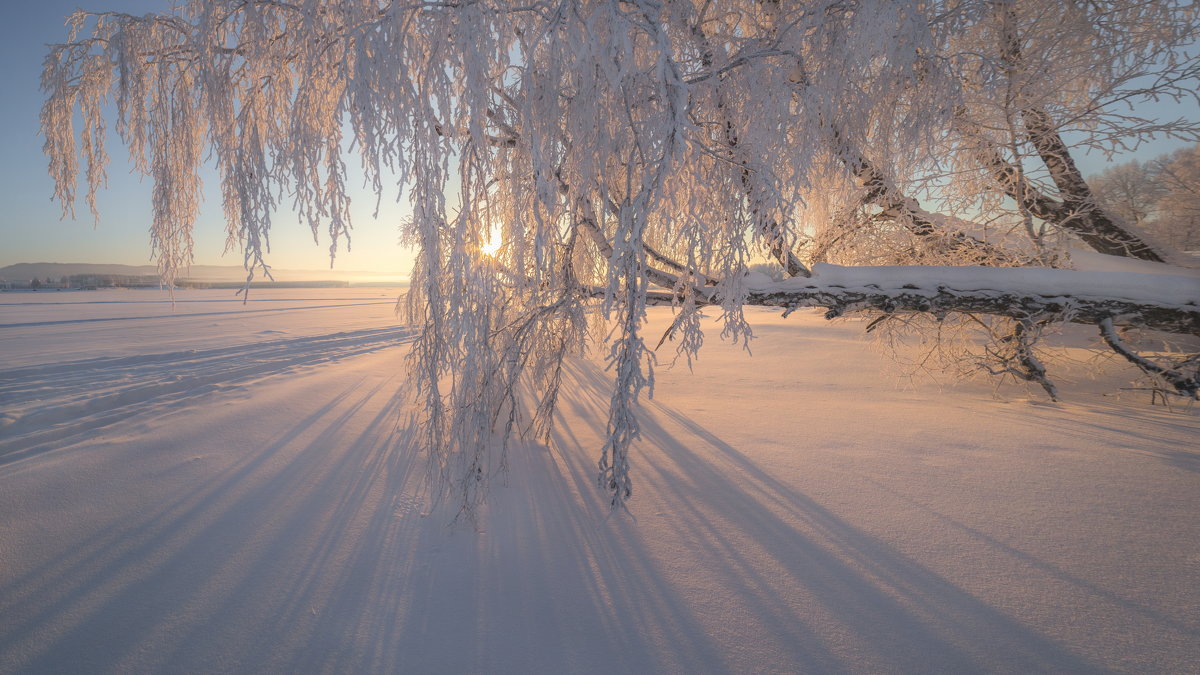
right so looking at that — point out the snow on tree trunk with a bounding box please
[744,264,1199,336]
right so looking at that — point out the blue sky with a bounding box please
[0,2,1194,273]
[0,0,414,275]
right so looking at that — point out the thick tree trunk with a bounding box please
[832,135,1029,267]
[1018,108,1170,262]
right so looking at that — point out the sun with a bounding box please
[481,238,502,256]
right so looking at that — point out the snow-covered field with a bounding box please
[1,288,1197,674]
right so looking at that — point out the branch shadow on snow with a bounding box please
[547,361,1113,674]
[0,358,1172,673]
[1,374,418,673]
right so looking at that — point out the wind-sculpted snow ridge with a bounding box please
[0,326,416,461]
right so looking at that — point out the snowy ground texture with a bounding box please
[2,288,1198,674]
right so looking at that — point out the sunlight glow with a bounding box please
[481,238,502,256]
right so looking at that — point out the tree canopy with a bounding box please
[42,0,1200,511]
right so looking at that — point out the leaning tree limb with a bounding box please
[1019,107,1168,263]
[784,67,1030,266]
[784,57,1026,267]
[973,7,1172,263]
[966,110,1175,264]
[830,135,1030,267]
[976,7,1172,263]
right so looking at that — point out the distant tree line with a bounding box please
[1,276,74,290]
[66,274,163,288]
[0,274,165,289]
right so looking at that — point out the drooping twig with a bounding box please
[1098,318,1199,399]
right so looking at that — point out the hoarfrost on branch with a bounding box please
[41,0,1200,510]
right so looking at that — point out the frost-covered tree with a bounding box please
[1091,160,1166,229]
[1090,144,1200,251]
[1154,144,1200,250]
[41,0,1200,511]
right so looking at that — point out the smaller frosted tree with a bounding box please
[1080,161,1165,234]
[1155,145,1200,250]
[1090,145,1200,252]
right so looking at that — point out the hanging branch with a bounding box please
[982,318,1059,401]
[1098,319,1199,399]
[691,9,809,278]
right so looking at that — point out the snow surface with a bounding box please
[2,288,1198,674]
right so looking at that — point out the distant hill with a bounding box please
[0,262,161,280]
[0,262,406,283]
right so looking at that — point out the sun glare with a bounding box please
[481,239,502,256]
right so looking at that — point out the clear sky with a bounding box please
[0,0,415,276]
[0,2,1194,274]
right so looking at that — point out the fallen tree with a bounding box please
[742,264,1199,337]
[636,262,1199,402]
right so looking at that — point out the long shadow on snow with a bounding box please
[554,361,1111,674]
[2,365,669,673]
[0,358,1118,674]
[1,375,415,673]
[989,398,1200,474]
